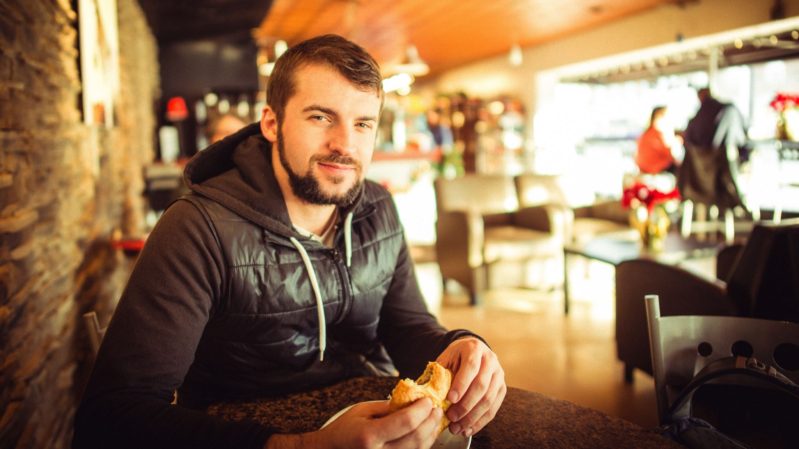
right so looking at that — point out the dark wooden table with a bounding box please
[207,376,682,448]
[563,229,723,314]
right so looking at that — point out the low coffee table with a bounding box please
[563,230,723,314]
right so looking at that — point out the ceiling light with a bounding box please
[509,44,523,67]
[275,40,288,58]
[792,30,798,40]
[259,62,275,76]
[257,40,289,77]
[389,45,429,76]
[734,39,744,49]
[382,73,415,93]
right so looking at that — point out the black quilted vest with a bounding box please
[177,183,403,406]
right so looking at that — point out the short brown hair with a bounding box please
[266,34,383,123]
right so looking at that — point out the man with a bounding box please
[635,106,680,175]
[74,35,505,449]
[678,87,748,211]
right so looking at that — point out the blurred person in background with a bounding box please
[207,113,249,143]
[678,87,748,211]
[635,106,681,175]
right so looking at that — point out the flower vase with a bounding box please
[630,206,670,251]
[783,108,799,141]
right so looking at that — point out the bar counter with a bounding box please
[207,376,681,448]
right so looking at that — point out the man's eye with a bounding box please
[310,115,329,122]
[356,122,373,129]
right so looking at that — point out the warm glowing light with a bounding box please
[734,38,744,48]
[204,93,218,106]
[275,40,288,58]
[382,73,415,93]
[488,101,505,115]
[389,45,429,76]
[509,44,523,67]
[218,99,230,114]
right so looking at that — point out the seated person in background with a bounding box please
[207,113,248,143]
[73,34,505,449]
[635,106,681,175]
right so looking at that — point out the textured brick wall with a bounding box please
[0,0,159,448]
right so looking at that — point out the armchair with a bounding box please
[434,174,567,305]
[514,173,629,244]
[615,219,799,382]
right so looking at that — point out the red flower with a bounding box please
[622,182,680,211]
[770,93,799,113]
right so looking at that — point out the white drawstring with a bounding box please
[289,237,326,361]
[344,212,353,268]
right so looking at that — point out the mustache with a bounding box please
[312,153,362,169]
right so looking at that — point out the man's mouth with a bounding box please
[314,154,361,175]
[318,161,354,170]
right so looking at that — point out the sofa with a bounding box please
[434,174,568,304]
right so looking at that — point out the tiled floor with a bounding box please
[414,255,716,429]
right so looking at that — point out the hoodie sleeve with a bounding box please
[73,200,273,449]
[376,204,484,378]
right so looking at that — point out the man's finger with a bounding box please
[373,398,434,442]
[463,382,507,437]
[347,399,392,419]
[444,351,481,404]
[384,406,442,449]
[447,354,495,422]
[453,371,505,435]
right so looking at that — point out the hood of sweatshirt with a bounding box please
[183,122,364,239]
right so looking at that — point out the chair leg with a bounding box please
[469,291,483,306]
[469,266,487,307]
[681,200,693,238]
[724,208,735,243]
[623,363,635,384]
[696,203,708,240]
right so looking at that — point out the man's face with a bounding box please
[261,63,381,207]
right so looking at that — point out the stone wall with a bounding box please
[0,0,159,448]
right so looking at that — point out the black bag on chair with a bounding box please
[663,356,799,449]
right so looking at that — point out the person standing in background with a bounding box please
[635,106,681,175]
[678,87,749,211]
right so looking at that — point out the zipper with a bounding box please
[330,247,353,324]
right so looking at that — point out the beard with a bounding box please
[276,127,364,207]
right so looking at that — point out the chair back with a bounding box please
[645,294,799,423]
[434,174,518,215]
[726,219,799,322]
[514,174,567,208]
[83,311,107,356]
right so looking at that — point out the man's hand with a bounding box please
[265,398,442,449]
[436,337,506,437]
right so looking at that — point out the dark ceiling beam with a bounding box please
[137,0,273,44]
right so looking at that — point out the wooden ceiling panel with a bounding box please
[255,0,676,75]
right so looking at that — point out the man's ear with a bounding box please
[260,106,278,142]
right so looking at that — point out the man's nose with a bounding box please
[327,124,357,154]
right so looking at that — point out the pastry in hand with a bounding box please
[389,361,452,435]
